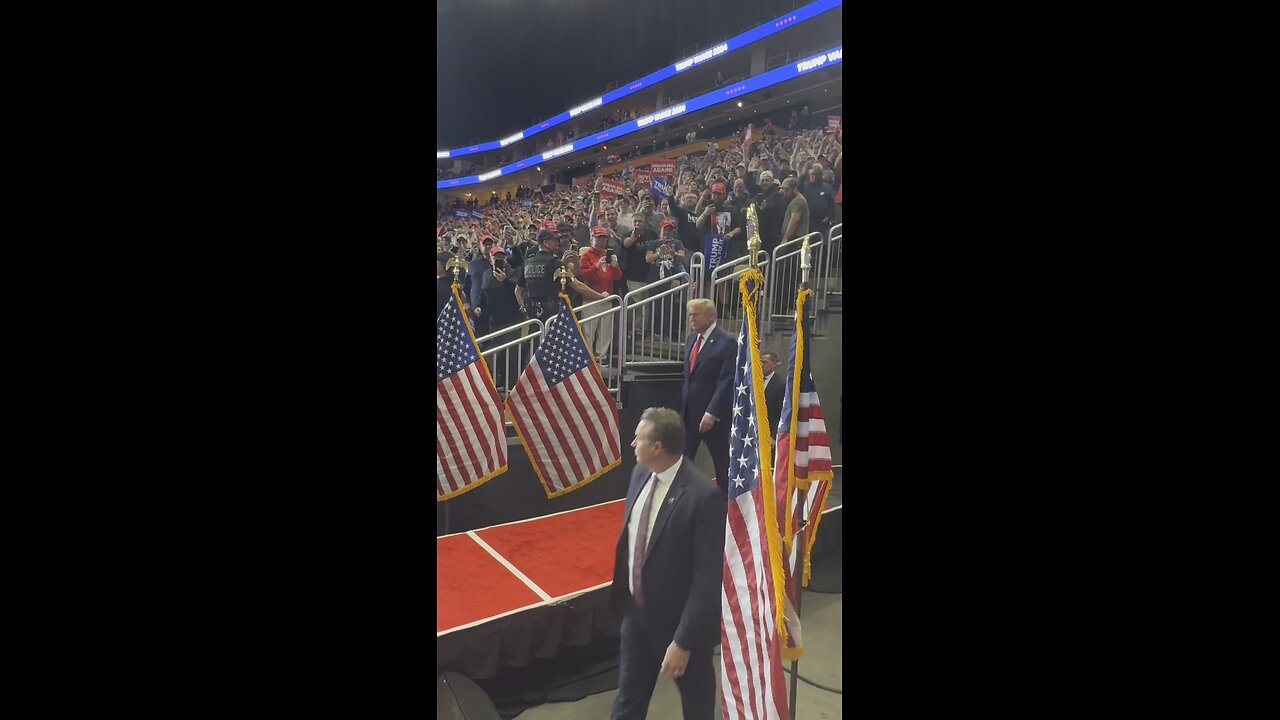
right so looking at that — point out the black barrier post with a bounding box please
[787,518,808,719]
[789,587,801,718]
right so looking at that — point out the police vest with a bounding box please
[521,251,562,300]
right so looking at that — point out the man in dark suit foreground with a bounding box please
[681,298,737,495]
[611,407,728,720]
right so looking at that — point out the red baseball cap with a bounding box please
[540,220,558,231]
[489,246,506,257]
[660,218,676,229]
[591,225,608,238]
[711,182,726,193]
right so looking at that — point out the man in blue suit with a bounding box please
[612,407,727,720]
[681,297,737,495]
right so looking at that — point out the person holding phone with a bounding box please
[623,210,657,341]
[695,182,742,272]
[645,219,688,342]
[579,225,623,361]
[477,245,525,389]
[466,236,497,336]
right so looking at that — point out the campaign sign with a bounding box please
[704,231,726,273]
[599,178,625,197]
[454,209,469,218]
[828,115,841,130]
[651,159,675,175]
[634,170,652,187]
[651,177,667,199]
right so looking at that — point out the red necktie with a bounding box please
[689,334,703,371]
[631,474,658,607]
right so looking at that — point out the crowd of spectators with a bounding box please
[436,108,842,361]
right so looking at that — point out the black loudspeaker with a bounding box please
[437,672,501,720]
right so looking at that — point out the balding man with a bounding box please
[799,161,835,242]
[755,170,784,254]
[681,298,737,495]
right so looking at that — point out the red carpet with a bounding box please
[437,533,544,632]
[437,499,625,634]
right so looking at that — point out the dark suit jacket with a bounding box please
[763,371,784,438]
[681,325,737,428]
[612,460,727,656]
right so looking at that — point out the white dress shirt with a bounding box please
[693,322,718,349]
[627,455,684,595]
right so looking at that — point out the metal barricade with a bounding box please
[822,223,842,309]
[545,295,625,402]
[475,318,544,425]
[689,251,706,298]
[620,271,694,368]
[766,232,824,335]
[708,251,771,340]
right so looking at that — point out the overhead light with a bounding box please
[536,166,541,171]
[736,100,743,107]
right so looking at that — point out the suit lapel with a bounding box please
[624,466,649,526]
[642,465,688,567]
[690,329,718,374]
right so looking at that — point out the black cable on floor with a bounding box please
[712,648,842,694]
[781,665,842,694]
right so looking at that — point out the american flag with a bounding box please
[436,284,508,501]
[775,285,834,659]
[720,268,789,720]
[506,296,621,498]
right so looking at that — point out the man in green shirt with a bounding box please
[780,177,810,245]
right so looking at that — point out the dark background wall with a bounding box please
[436,0,805,148]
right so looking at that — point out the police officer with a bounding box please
[516,228,565,322]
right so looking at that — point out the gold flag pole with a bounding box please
[746,203,761,270]
[800,235,811,291]
[446,254,467,287]
[441,252,468,533]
